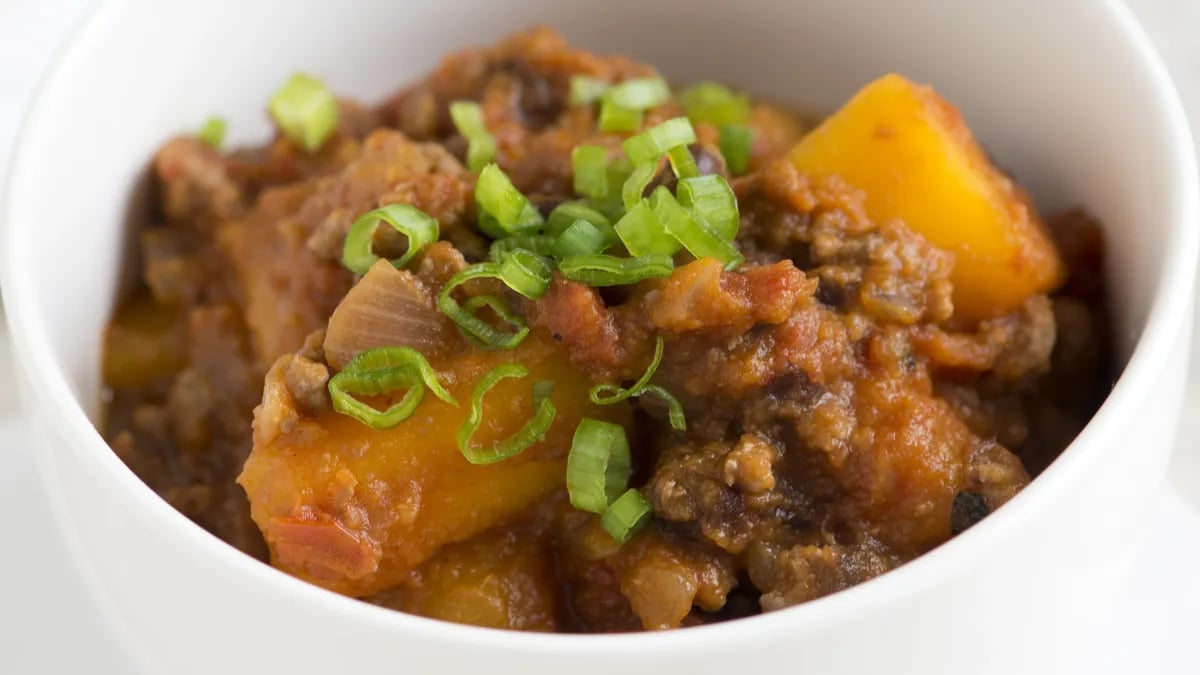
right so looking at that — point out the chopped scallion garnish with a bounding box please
[622,117,697,165]
[342,204,439,275]
[490,235,558,262]
[438,263,530,349]
[558,254,674,287]
[652,188,743,270]
[600,489,653,543]
[566,419,632,514]
[614,198,681,257]
[546,201,613,239]
[569,75,611,106]
[589,336,686,431]
[498,248,553,299]
[598,100,642,133]
[475,163,543,238]
[328,346,456,429]
[666,145,700,180]
[636,384,688,431]
[605,77,671,111]
[622,161,658,211]
[719,123,754,175]
[449,101,498,172]
[678,82,750,127]
[269,73,339,153]
[590,335,665,405]
[554,220,613,258]
[199,116,227,149]
[676,174,740,240]
[572,145,611,200]
[596,77,671,133]
[457,364,557,464]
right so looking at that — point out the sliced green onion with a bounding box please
[572,145,611,200]
[558,254,674,287]
[340,346,456,404]
[614,199,681,257]
[458,364,557,464]
[438,263,529,349]
[554,220,612,258]
[449,101,497,172]
[490,235,558,262]
[598,100,642,133]
[460,295,528,346]
[601,489,653,543]
[342,204,439,274]
[653,189,743,270]
[476,164,542,238]
[546,201,614,239]
[677,175,740,240]
[605,77,671,111]
[590,198,627,223]
[719,123,753,175]
[622,161,658,211]
[666,146,700,180]
[567,419,632,514]
[330,366,423,429]
[622,118,697,164]
[499,249,553,299]
[679,82,751,126]
[597,77,670,134]
[329,347,456,429]
[199,116,227,149]
[570,76,610,106]
[606,156,634,192]
[269,73,339,153]
[589,335,665,405]
[638,384,687,431]
[588,336,687,431]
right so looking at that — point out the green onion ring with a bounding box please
[566,418,633,514]
[328,346,456,429]
[490,235,559,262]
[588,336,686,431]
[199,116,227,149]
[676,174,740,241]
[600,489,653,543]
[719,123,754,175]
[557,254,674,287]
[572,145,611,200]
[342,204,439,274]
[438,263,530,349]
[449,101,498,172]
[554,220,612,258]
[269,73,339,153]
[457,363,558,464]
[622,117,697,165]
[614,198,681,257]
[622,161,658,211]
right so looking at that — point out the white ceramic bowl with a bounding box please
[2,1,1196,673]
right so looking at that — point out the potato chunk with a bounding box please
[374,527,558,631]
[788,74,1064,322]
[238,335,625,597]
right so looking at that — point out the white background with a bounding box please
[0,1,1198,673]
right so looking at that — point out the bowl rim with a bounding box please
[1,0,1196,654]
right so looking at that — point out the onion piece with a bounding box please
[323,259,458,370]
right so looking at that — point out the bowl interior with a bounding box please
[1,0,1193,638]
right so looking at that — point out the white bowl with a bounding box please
[2,0,1196,673]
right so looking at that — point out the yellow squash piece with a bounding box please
[788,74,1064,322]
[238,335,625,597]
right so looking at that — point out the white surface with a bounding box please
[0,1,1198,674]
